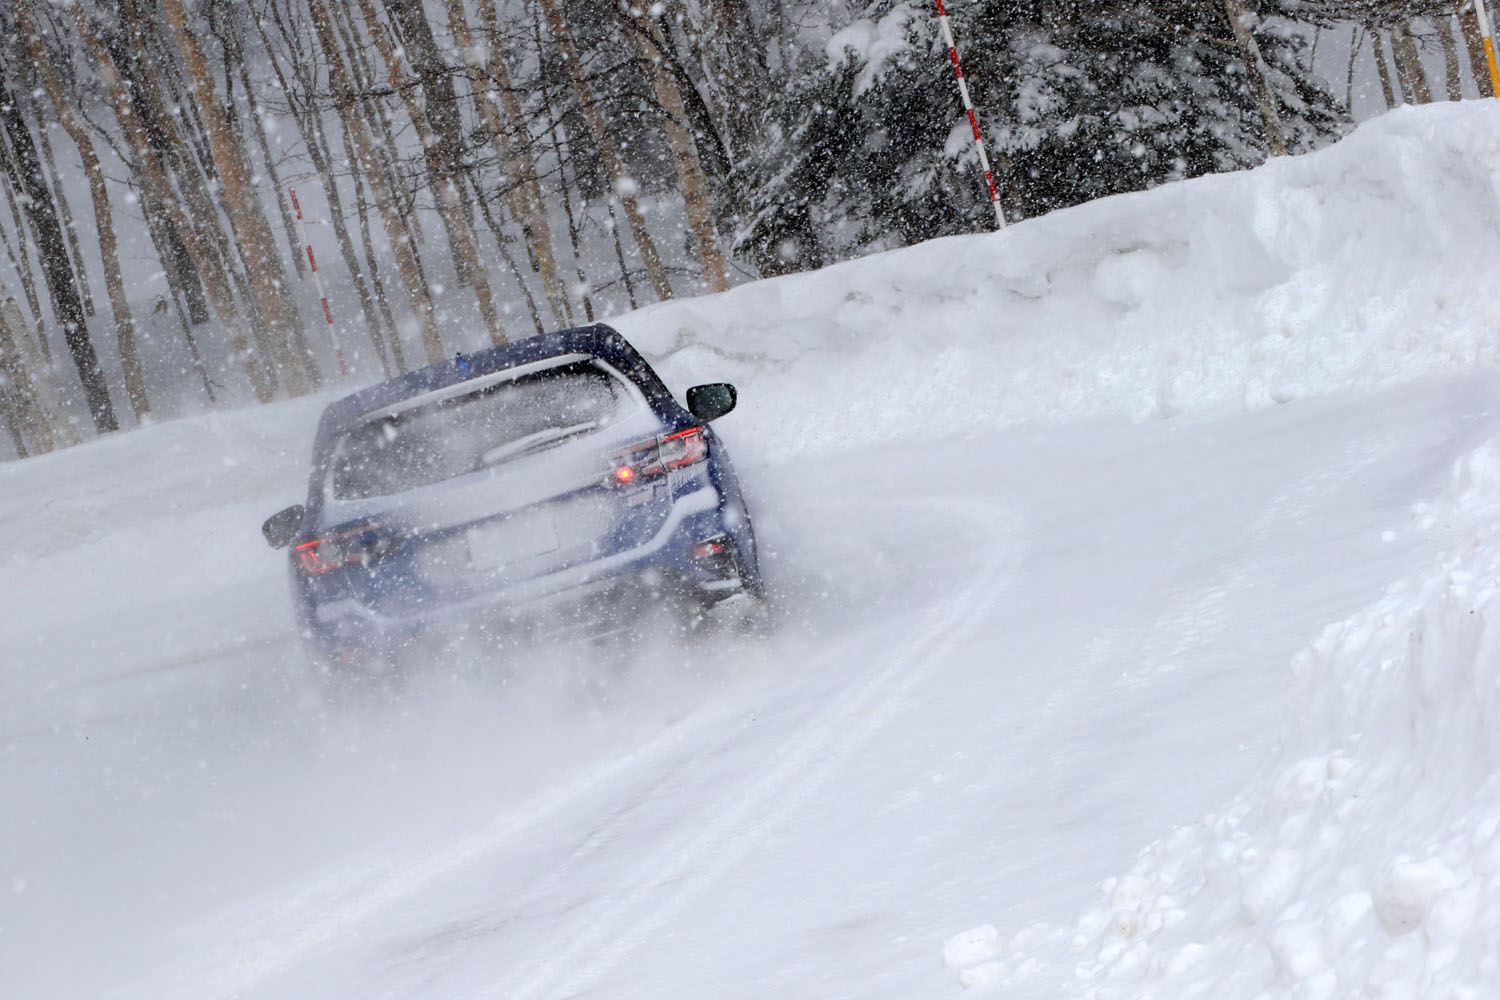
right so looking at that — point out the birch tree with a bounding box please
[381,0,477,285]
[73,2,276,402]
[17,0,148,420]
[307,0,446,364]
[1456,0,1494,96]
[0,294,68,454]
[1222,0,1289,157]
[449,0,572,327]
[536,0,674,302]
[250,2,401,373]
[355,0,508,344]
[682,0,771,164]
[0,66,117,433]
[624,9,729,292]
[161,0,319,395]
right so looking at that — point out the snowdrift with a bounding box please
[612,101,1500,463]
[926,104,1500,997]
[945,438,1500,997]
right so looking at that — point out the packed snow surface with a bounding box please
[4,103,1500,998]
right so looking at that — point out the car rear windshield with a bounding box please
[328,361,632,500]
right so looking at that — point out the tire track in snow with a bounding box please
[187,680,764,1000]
[497,495,1022,1000]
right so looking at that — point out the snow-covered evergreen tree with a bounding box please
[737,0,1350,266]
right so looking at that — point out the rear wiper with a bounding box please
[479,420,598,467]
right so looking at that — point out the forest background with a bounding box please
[0,0,1488,459]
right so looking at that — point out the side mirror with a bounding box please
[686,383,737,423]
[262,504,306,549]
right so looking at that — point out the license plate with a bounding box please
[467,511,559,569]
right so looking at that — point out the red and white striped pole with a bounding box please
[288,187,349,376]
[934,0,1006,229]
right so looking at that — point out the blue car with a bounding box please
[262,324,762,671]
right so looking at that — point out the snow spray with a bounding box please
[934,1,1006,229]
[288,188,349,377]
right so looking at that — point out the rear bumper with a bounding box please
[299,489,748,662]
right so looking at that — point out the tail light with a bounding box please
[294,522,392,574]
[608,426,708,487]
[691,538,729,559]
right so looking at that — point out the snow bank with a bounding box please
[611,102,1500,466]
[924,104,1500,996]
[945,428,1500,999]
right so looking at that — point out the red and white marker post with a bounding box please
[934,0,1006,229]
[288,188,349,376]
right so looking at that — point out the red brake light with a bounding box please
[294,523,384,574]
[657,426,708,469]
[607,426,707,487]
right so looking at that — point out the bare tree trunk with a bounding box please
[1372,30,1399,108]
[1439,16,1465,98]
[0,384,29,458]
[340,118,407,373]
[19,0,148,420]
[3,296,75,444]
[148,207,213,331]
[346,125,408,372]
[109,1,212,331]
[160,0,318,395]
[662,2,802,277]
[1220,0,1287,157]
[625,12,729,293]
[647,11,734,181]
[1346,26,1362,109]
[465,172,547,335]
[0,71,117,434]
[330,0,424,244]
[1,295,53,454]
[536,0,674,302]
[355,0,508,345]
[32,119,95,319]
[125,0,273,356]
[0,293,80,453]
[1392,30,1417,102]
[381,0,476,285]
[308,0,445,364]
[380,1,471,196]
[73,3,275,403]
[0,139,51,365]
[453,0,571,328]
[1457,0,1494,96]
[607,201,639,310]
[683,0,770,164]
[311,166,398,377]
[251,5,400,375]
[165,291,219,404]
[218,8,305,280]
[1393,21,1433,103]
[532,16,593,324]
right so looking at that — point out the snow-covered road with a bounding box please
[7,370,1497,999]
